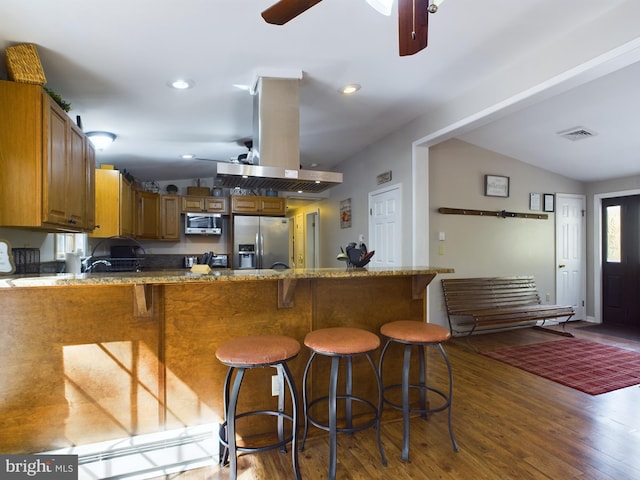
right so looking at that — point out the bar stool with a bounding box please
[300,327,387,480]
[216,335,301,480]
[378,320,459,461]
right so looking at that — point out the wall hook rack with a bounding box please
[438,207,548,220]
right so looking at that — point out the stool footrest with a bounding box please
[219,410,295,455]
[306,395,379,434]
[382,384,451,415]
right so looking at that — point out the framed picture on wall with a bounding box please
[529,193,541,211]
[485,175,510,197]
[543,193,555,212]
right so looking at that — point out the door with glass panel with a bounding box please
[602,195,640,325]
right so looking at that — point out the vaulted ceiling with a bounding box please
[1,0,638,183]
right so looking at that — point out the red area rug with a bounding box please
[482,338,640,395]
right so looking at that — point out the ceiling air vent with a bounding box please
[556,126,598,142]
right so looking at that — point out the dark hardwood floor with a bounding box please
[150,322,640,479]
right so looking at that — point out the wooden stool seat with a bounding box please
[216,335,300,366]
[380,320,451,344]
[304,327,380,355]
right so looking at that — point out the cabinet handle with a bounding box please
[68,219,77,224]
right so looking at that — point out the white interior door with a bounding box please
[368,184,402,267]
[555,193,586,320]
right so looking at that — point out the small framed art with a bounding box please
[529,193,541,211]
[485,175,509,197]
[543,194,555,212]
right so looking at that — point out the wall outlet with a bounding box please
[358,234,365,243]
[271,375,279,396]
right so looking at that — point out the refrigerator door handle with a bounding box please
[255,232,261,269]
[259,233,265,268]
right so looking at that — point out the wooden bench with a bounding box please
[441,276,575,341]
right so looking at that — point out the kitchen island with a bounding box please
[0,266,452,454]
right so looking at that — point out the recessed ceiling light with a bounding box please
[168,79,195,90]
[181,153,195,159]
[341,83,361,95]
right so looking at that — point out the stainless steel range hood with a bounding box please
[216,75,342,193]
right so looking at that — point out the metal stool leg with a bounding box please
[300,351,316,451]
[438,343,459,452]
[226,367,246,480]
[401,344,412,461]
[219,366,234,467]
[418,345,427,418]
[345,356,353,430]
[328,355,340,480]
[275,364,286,453]
[281,361,302,480]
[366,352,387,467]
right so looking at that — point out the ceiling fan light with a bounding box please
[341,83,361,95]
[366,0,393,16]
[86,131,116,150]
[168,79,195,90]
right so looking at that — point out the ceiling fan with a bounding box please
[261,0,443,56]
[191,140,255,165]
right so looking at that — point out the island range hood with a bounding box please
[216,75,343,193]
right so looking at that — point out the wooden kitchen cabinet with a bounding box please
[135,191,160,239]
[90,169,135,238]
[160,195,180,240]
[181,195,228,214]
[133,191,179,240]
[0,80,94,231]
[231,195,286,215]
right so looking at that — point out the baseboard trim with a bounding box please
[43,424,218,479]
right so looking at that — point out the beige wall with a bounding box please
[324,136,585,328]
[427,139,584,326]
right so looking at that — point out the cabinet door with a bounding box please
[260,197,286,215]
[136,191,160,239]
[181,196,205,212]
[120,178,135,236]
[67,122,87,228]
[205,196,228,213]
[160,195,180,241]
[42,103,69,226]
[231,196,260,213]
[84,141,96,231]
[91,169,120,238]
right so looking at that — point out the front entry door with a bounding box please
[602,195,640,326]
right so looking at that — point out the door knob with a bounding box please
[558,264,566,268]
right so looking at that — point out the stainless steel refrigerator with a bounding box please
[233,216,290,269]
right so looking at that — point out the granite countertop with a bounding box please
[0,266,454,288]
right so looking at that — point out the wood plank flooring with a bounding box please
[150,322,640,479]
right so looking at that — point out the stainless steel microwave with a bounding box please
[185,213,222,235]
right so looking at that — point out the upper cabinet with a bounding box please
[90,169,134,238]
[135,191,160,239]
[160,195,180,240]
[231,195,286,216]
[0,80,95,231]
[133,191,180,241]
[181,195,228,214]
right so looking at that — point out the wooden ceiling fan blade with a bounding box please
[398,0,429,56]
[261,0,324,25]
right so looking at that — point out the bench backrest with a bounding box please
[441,276,541,315]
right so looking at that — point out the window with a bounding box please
[55,233,88,260]
[605,205,621,263]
